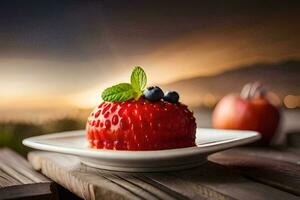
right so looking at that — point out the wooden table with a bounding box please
[0,148,80,200]
[0,148,55,200]
[25,147,300,200]
[1,145,299,200]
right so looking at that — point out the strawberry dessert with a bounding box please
[86,66,196,150]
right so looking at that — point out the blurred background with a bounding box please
[0,0,299,155]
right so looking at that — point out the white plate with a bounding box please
[23,128,260,172]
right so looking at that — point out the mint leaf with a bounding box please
[101,66,148,102]
[131,66,147,97]
[101,83,135,102]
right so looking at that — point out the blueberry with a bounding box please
[163,91,179,103]
[143,86,164,102]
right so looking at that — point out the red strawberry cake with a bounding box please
[86,66,196,150]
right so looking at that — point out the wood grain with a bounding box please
[0,148,49,188]
[28,150,300,200]
[0,148,57,200]
[209,147,300,196]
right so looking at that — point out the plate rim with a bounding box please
[23,128,260,160]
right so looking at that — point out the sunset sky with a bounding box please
[0,0,299,112]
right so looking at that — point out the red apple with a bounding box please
[212,82,281,145]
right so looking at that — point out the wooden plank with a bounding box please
[209,147,300,196]
[28,151,299,200]
[147,162,299,200]
[0,183,56,200]
[0,148,49,187]
[28,152,142,200]
[0,148,57,200]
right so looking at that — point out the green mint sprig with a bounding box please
[101,66,147,102]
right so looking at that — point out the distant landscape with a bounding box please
[1,60,299,123]
[162,60,300,107]
[0,118,85,156]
